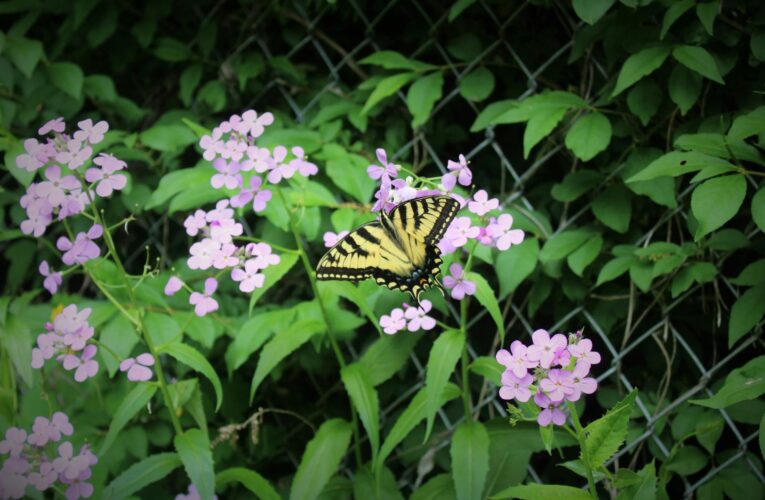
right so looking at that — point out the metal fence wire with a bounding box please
[198,0,763,496]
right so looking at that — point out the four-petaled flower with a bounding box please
[231,259,266,293]
[526,329,568,369]
[380,308,406,335]
[211,158,243,190]
[496,340,536,378]
[499,371,533,402]
[73,119,108,145]
[230,176,272,212]
[62,344,99,382]
[39,260,62,294]
[487,214,525,251]
[444,217,479,248]
[189,278,219,316]
[56,224,103,266]
[441,154,472,191]
[443,263,476,300]
[120,353,155,382]
[467,190,499,216]
[367,148,398,185]
[404,300,436,331]
[568,338,602,371]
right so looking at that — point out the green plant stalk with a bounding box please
[76,174,183,435]
[275,185,363,467]
[568,402,598,499]
[459,240,479,419]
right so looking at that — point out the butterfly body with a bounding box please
[316,195,459,304]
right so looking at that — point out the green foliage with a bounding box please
[291,419,352,500]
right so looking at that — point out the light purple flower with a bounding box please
[442,263,476,300]
[467,190,499,216]
[441,154,471,191]
[0,464,28,499]
[535,392,566,426]
[17,138,47,172]
[211,158,243,190]
[404,300,436,331]
[526,329,568,369]
[39,261,62,294]
[371,185,395,213]
[184,209,207,237]
[567,338,602,371]
[64,475,94,500]
[187,238,221,270]
[499,370,533,402]
[56,224,102,266]
[199,128,223,161]
[266,146,295,184]
[27,461,57,491]
[39,117,65,135]
[566,361,598,402]
[245,242,280,269]
[37,165,80,207]
[31,333,57,368]
[189,278,219,316]
[211,242,239,269]
[237,110,273,138]
[444,217,479,248]
[487,214,525,251]
[0,428,27,456]
[164,276,183,296]
[206,199,234,223]
[209,218,243,244]
[367,148,398,185]
[20,199,53,237]
[85,154,127,197]
[323,230,349,248]
[120,353,155,382]
[231,259,266,293]
[389,178,418,204]
[73,119,108,145]
[62,345,99,382]
[539,368,573,402]
[496,340,537,378]
[289,146,318,177]
[56,139,92,169]
[380,308,406,335]
[552,346,571,367]
[230,176,272,212]
[27,412,73,446]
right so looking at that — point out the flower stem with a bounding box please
[568,402,598,499]
[459,240,479,419]
[275,185,363,467]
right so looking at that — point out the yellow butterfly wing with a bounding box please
[385,195,460,266]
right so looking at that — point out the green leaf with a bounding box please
[592,184,632,233]
[318,280,382,336]
[469,357,503,386]
[612,46,671,96]
[660,0,694,39]
[627,151,735,182]
[47,62,84,99]
[471,100,521,132]
[179,64,203,106]
[466,271,504,341]
[668,65,702,115]
[376,384,460,471]
[100,384,157,454]
[760,414,765,461]
[666,445,708,476]
[731,259,765,286]
[5,36,43,77]
[495,238,539,299]
[696,412,724,454]
[696,1,719,35]
[160,342,224,411]
[459,67,495,102]
[551,170,603,202]
[523,106,567,158]
[449,0,477,22]
[564,112,612,161]
[584,389,638,468]
[572,0,615,24]
[249,253,299,314]
[627,80,662,126]
[99,313,139,377]
[690,175,746,240]
[407,72,444,128]
[691,356,765,409]
[424,329,465,441]
[216,467,280,500]
[362,73,416,115]
[728,283,765,348]
[539,229,591,263]
[672,45,724,84]
[340,364,380,460]
[752,186,765,233]
[492,484,592,500]
[2,316,33,388]
[674,133,763,165]
[567,235,603,276]
[175,428,215,500]
[225,308,294,374]
[411,474,457,500]
[728,106,765,141]
[250,319,325,400]
[103,453,182,500]
[290,419,352,500]
[357,333,420,386]
[450,420,490,500]
[154,37,192,62]
[325,157,376,203]
[140,124,197,153]
[353,464,403,500]
[359,51,433,71]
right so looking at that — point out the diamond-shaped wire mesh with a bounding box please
[240,0,763,495]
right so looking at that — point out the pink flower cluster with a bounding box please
[0,412,97,500]
[496,329,601,427]
[18,118,127,296]
[379,300,437,334]
[31,305,99,383]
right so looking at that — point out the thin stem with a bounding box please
[274,185,363,467]
[568,402,598,499]
[459,240,479,419]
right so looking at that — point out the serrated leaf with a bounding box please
[100,384,157,454]
[728,283,765,348]
[612,46,671,96]
[103,453,182,500]
[672,45,724,84]
[584,389,638,468]
[690,175,746,240]
[340,364,380,461]
[450,420,490,500]
[216,467,280,500]
[290,419,352,500]
[424,329,465,441]
[357,332,420,386]
[411,474,457,500]
[160,342,223,411]
[175,428,215,500]
[492,484,592,500]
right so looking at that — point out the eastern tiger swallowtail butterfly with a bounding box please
[316,195,460,304]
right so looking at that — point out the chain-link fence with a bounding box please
[96,0,764,496]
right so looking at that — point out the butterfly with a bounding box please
[316,195,460,304]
